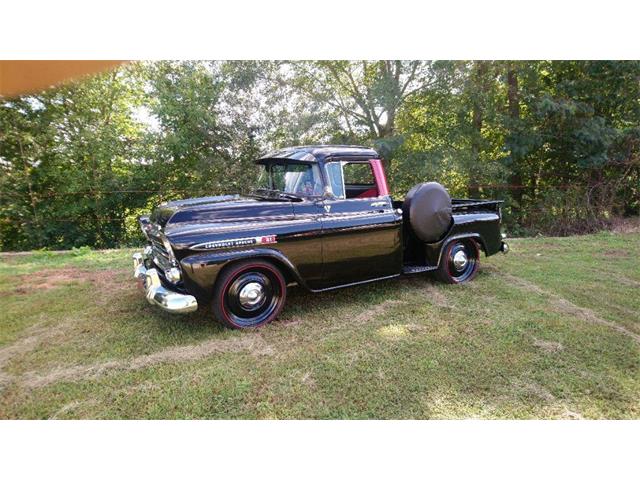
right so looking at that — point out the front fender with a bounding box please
[180,248,308,303]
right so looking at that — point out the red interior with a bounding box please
[356,187,378,198]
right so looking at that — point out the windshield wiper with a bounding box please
[252,189,304,202]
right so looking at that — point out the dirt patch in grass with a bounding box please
[600,249,631,258]
[533,338,564,353]
[13,268,122,295]
[21,333,273,389]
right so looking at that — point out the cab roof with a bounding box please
[257,145,380,164]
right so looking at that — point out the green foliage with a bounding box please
[1,60,639,250]
[0,64,150,250]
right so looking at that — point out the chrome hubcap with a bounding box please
[238,282,265,309]
[452,250,468,270]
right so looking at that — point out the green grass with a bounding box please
[0,232,638,419]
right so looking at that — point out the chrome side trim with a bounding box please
[168,208,395,239]
[322,209,395,219]
[133,254,198,314]
[309,273,400,293]
[171,217,315,237]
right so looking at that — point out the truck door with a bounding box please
[319,159,402,288]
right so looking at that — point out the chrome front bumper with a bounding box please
[133,252,198,314]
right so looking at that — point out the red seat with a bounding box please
[356,187,378,198]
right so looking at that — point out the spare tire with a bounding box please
[403,182,452,243]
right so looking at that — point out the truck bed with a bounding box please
[451,198,503,213]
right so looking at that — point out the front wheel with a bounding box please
[435,239,480,284]
[212,259,287,329]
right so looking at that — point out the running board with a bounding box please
[402,265,437,275]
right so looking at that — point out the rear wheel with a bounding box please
[212,259,287,329]
[435,239,480,284]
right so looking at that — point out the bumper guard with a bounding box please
[133,252,198,314]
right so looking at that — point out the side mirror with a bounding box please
[322,186,335,200]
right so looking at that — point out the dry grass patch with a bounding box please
[491,268,640,344]
[20,333,273,389]
[350,299,407,325]
[533,338,564,353]
[13,267,122,295]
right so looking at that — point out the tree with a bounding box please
[287,61,436,163]
[2,60,639,250]
[0,64,149,249]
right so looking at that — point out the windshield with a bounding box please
[256,162,323,197]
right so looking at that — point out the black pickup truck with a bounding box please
[133,145,508,329]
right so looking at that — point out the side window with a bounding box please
[325,162,345,199]
[343,162,375,186]
[342,162,379,199]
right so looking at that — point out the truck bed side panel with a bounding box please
[424,212,502,266]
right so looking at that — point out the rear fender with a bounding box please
[435,234,486,268]
[180,248,308,302]
[424,212,501,267]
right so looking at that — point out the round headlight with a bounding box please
[165,267,182,283]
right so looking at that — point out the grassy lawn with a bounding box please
[0,232,638,419]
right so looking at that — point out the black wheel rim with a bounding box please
[446,241,477,282]
[223,268,282,327]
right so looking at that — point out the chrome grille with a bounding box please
[150,236,169,257]
[149,235,174,270]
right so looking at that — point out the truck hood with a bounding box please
[149,194,295,236]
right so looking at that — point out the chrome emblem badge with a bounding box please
[191,235,277,251]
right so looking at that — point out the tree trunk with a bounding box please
[469,61,488,198]
[506,64,524,209]
[18,137,41,246]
